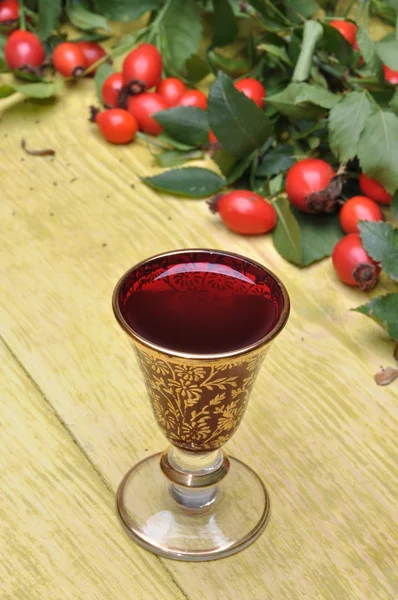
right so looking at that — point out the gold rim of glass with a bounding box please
[112,248,290,361]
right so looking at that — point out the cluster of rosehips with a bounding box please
[212,158,390,291]
[4,25,106,77]
[92,42,267,146]
[287,159,390,290]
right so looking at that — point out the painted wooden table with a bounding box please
[1,68,397,600]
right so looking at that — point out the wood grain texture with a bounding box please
[0,340,188,600]
[0,70,397,599]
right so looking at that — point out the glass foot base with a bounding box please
[117,452,270,561]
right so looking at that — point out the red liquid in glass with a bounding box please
[121,258,280,354]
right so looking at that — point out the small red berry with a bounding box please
[329,20,358,46]
[94,108,138,144]
[234,78,266,108]
[5,30,45,70]
[332,233,380,290]
[0,0,18,25]
[210,190,277,235]
[127,92,168,135]
[102,72,123,108]
[177,89,207,110]
[383,64,398,85]
[123,43,162,94]
[75,41,106,75]
[339,196,383,234]
[359,174,392,205]
[157,77,187,107]
[285,158,336,213]
[53,42,85,77]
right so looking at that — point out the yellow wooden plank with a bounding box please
[0,340,187,600]
[0,77,397,599]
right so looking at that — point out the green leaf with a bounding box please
[143,167,226,198]
[358,110,398,194]
[92,0,163,20]
[256,145,295,177]
[111,33,142,59]
[376,37,398,71]
[267,83,338,119]
[389,91,398,116]
[356,27,382,73]
[212,0,237,47]
[94,62,114,104]
[154,107,209,147]
[328,91,374,163]
[67,0,110,31]
[157,133,194,150]
[159,0,202,71]
[39,0,61,41]
[392,190,398,220]
[283,0,318,20]
[154,149,204,167]
[206,50,250,76]
[292,20,323,82]
[321,24,354,66]
[272,197,344,266]
[0,84,16,98]
[359,221,398,280]
[14,81,61,98]
[184,54,211,83]
[258,43,292,66]
[272,197,302,265]
[292,207,344,266]
[208,72,272,159]
[227,151,256,183]
[353,294,398,341]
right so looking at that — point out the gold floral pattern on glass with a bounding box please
[135,345,268,452]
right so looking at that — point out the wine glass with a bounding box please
[112,249,290,561]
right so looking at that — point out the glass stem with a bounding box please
[160,447,230,510]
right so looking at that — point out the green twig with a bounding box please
[343,0,357,19]
[19,0,26,30]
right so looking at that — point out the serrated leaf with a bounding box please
[38,0,61,41]
[143,167,226,198]
[94,62,114,104]
[154,107,209,147]
[353,294,398,340]
[159,0,202,71]
[359,221,398,280]
[292,207,344,266]
[392,190,398,220]
[14,81,61,98]
[376,37,398,71]
[212,0,237,48]
[208,72,272,159]
[292,20,323,82]
[358,110,398,194]
[255,145,295,177]
[272,197,343,266]
[356,27,382,72]
[67,0,110,31]
[267,83,337,119]
[0,84,15,98]
[328,91,374,163]
[154,149,204,167]
[92,0,163,20]
[272,197,302,265]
